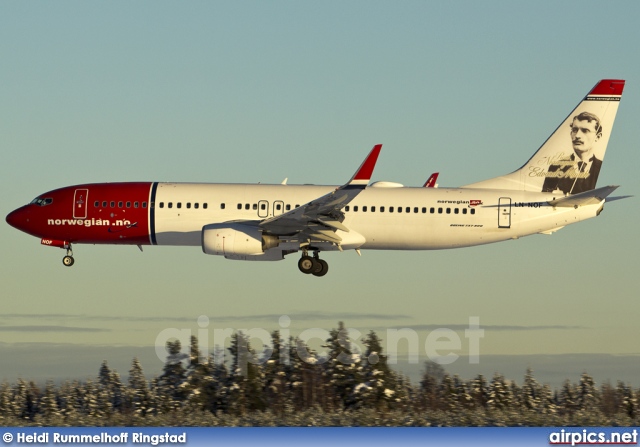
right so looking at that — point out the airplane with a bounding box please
[423,173,439,188]
[6,79,627,277]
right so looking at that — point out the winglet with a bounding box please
[423,172,439,188]
[348,144,382,187]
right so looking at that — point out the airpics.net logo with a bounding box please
[549,429,638,446]
[154,315,484,375]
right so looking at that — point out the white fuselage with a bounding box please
[153,182,600,251]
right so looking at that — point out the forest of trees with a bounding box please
[0,322,638,426]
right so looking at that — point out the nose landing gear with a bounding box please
[62,245,74,267]
[298,250,329,277]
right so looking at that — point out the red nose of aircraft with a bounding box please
[6,206,29,233]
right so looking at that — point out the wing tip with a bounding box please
[351,144,382,183]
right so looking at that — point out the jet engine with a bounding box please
[201,223,282,261]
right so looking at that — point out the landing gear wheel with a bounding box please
[312,259,329,277]
[62,256,75,267]
[298,255,317,274]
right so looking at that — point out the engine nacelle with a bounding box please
[202,223,283,261]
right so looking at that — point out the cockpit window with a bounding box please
[30,197,53,206]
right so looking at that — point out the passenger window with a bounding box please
[354,206,358,212]
[143,202,148,208]
[134,202,139,208]
[438,208,443,214]
[168,203,173,209]
[94,201,99,207]
[422,207,426,213]
[380,206,385,212]
[245,204,250,210]
[390,207,394,213]
[454,208,459,214]
[413,207,418,213]
[295,204,300,208]
[345,206,350,212]
[276,204,281,211]
[430,207,435,214]
[237,203,242,210]
[363,206,367,212]
[462,208,467,214]
[102,201,107,208]
[286,204,291,211]
[446,208,451,214]
[203,203,208,209]
[252,204,258,210]
[218,203,223,209]
[118,201,123,208]
[261,203,266,210]
[110,201,115,208]
[126,202,131,208]
[371,206,376,212]
[470,208,475,215]
[398,207,402,213]
[194,203,199,209]
[186,203,191,209]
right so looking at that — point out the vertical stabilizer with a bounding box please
[464,80,625,194]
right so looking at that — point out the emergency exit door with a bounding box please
[498,197,511,228]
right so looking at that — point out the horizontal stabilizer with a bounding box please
[605,195,633,203]
[547,185,619,208]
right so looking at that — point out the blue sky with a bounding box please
[1,1,639,388]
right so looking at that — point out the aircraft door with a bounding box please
[273,200,285,216]
[498,197,511,228]
[73,188,89,219]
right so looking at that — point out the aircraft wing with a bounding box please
[547,185,619,208]
[259,145,382,244]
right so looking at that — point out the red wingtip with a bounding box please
[352,144,382,181]
[589,79,625,96]
[423,172,439,188]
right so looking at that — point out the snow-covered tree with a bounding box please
[128,357,151,416]
[559,379,578,416]
[157,340,188,412]
[227,331,265,414]
[40,380,61,422]
[359,330,403,408]
[521,368,540,410]
[616,381,638,419]
[469,375,488,409]
[578,372,598,411]
[323,322,362,409]
[487,373,513,411]
[420,361,444,410]
[538,383,557,415]
[263,331,288,413]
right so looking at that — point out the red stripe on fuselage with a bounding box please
[18,183,153,245]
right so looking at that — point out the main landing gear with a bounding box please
[298,250,329,277]
[62,244,75,267]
